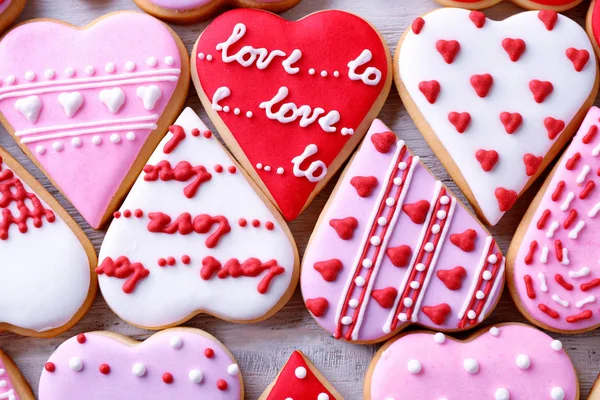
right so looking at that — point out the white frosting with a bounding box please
[57,92,84,118]
[15,95,42,123]
[347,49,382,86]
[99,87,125,113]
[136,85,162,111]
[291,144,327,183]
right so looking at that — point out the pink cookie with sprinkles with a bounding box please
[365,323,579,400]
[39,328,243,399]
[395,8,598,226]
[0,349,35,400]
[508,106,600,333]
[301,119,504,344]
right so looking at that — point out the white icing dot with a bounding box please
[398,162,407,170]
[170,336,183,349]
[53,142,64,152]
[393,177,402,186]
[440,196,450,205]
[206,54,213,61]
[35,145,46,155]
[463,358,479,374]
[110,133,121,143]
[227,364,239,376]
[321,70,327,77]
[370,236,381,246]
[362,259,373,268]
[146,56,157,67]
[551,340,563,351]
[551,387,565,400]
[223,106,230,113]
[403,297,413,307]
[44,69,55,79]
[246,111,253,118]
[398,313,408,322]
[407,359,421,374]
[410,281,420,290]
[490,327,500,336]
[317,394,329,400]
[132,363,146,377]
[0,381,6,387]
[198,53,205,60]
[0,369,4,376]
[416,263,426,272]
[71,137,82,148]
[467,310,477,319]
[516,354,530,370]
[334,71,340,77]
[165,56,175,65]
[64,67,75,77]
[294,366,307,379]
[495,388,510,400]
[349,299,359,308]
[355,276,366,287]
[125,61,136,71]
[386,197,396,207]
[277,167,284,175]
[234,108,241,115]
[264,166,271,172]
[488,254,498,264]
[84,65,95,76]
[378,217,388,226]
[424,242,434,252]
[437,210,446,220]
[189,369,203,383]
[69,357,83,372]
[476,290,485,300]
[126,131,136,141]
[5,75,15,84]
[431,224,441,234]
[256,163,263,170]
[309,68,316,75]
[483,271,493,281]
[105,62,116,73]
[341,316,353,325]
[24,71,35,81]
[92,135,102,146]
[433,332,446,344]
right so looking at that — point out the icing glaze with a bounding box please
[98,108,297,328]
[510,106,600,331]
[0,150,93,334]
[367,324,577,399]
[194,8,389,221]
[398,8,597,225]
[39,329,243,399]
[301,119,504,342]
[0,12,185,229]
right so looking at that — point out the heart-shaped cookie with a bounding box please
[134,0,302,24]
[507,107,600,333]
[396,8,598,226]
[0,12,189,229]
[365,324,578,400]
[98,108,298,329]
[0,349,34,400]
[301,119,504,343]
[436,0,582,11]
[39,328,243,399]
[192,8,391,221]
[0,149,96,337]
[258,351,342,400]
[0,0,26,35]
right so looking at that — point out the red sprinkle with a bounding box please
[77,333,87,344]
[580,181,595,199]
[565,152,581,170]
[524,275,536,299]
[167,257,176,266]
[203,131,212,139]
[538,304,560,319]
[581,279,600,292]
[228,166,237,174]
[182,255,191,265]
[113,211,121,219]
[204,348,214,358]
[536,209,551,230]
[524,241,537,265]
[217,379,228,391]
[214,164,223,173]
[566,310,593,323]
[134,209,144,218]
[412,17,425,34]
[265,221,274,231]
[555,274,573,291]
[191,128,200,137]
[563,209,577,229]
[123,210,132,218]
[551,181,565,202]
[583,125,598,144]
[158,258,167,267]
[252,219,260,228]
[555,240,563,262]
[45,362,56,372]
[99,364,111,374]
[238,218,247,227]
[162,372,174,384]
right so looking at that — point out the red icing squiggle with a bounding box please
[200,257,284,294]
[163,125,186,154]
[147,212,231,248]
[96,256,150,294]
[143,161,212,199]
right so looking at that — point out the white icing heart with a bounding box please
[99,88,125,114]
[14,95,42,123]
[136,85,162,111]
[57,92,84,118]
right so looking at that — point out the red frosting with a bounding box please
[200,257,284,294]
[418,80,441,104]
[313,259,343,282]
[147,212,231,249]
[329,217,358,240]
[448,112,471,133]
[350,176,378,197]
[499,112,523,134]
[436,267,467,291]
[435,40,461,64]
[143,160,212,199]
[475,149,499,172]
[371,131,397,154]
[402,200,431,224]
[502,38,526,62]
[163,125,186,154]
[450,229,477,252]
[95,256,150,294]
[469,74,493,98]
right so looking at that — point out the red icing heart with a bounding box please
[313,259,343,282]
[193,9,390,221]
[450,229,478,252]
[448,112,471,133]
[470,74,493,98]
[436,40,460,64]
[529,80,554,103]
[495,187,518,212]
[538,10,558,31]
[371,131,397,154]
[386,245,412,268]
[544,117,565,140]
[422,303,451,325]
[500,112,523,134]
[475,149,499,172]
[402,200,430,224]
[329,217,358,240]
[371,287,398,309]
[305,298,329,317]
[469,11,486,28]
[412,17,425,35]
[523,153,543,176]
[418,80,441,104]
[350,176,378,198]
[436,267,467,291]
[566,48,590,72]
[502,38,526,62]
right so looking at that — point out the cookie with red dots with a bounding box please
[98,108,299,329]
[508,106,600,333]
[396,8,598,226]
[301,119,504,344]
[436,0,582,11]
[39,328,243,399]
[0,349,35,400]
[258,351,342,400]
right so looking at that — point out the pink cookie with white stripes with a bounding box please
[365,324,579,400]
[301,119,504,343]
[508,106,600,333]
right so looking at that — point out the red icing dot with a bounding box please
[162,372,174,384]
[167,257,176,266]
[495,187,518,212]
[418,80,440,104]
[203,130,212,138]
[412,17,425,34]
[191,128,200,137]
[228,166,237,174]
[123,210,132,218]
[99,364,111,374]
[538,10,558,31]
[566,48,590,72]
[435,40,460,64]
[529,80,553,104]
[215,164,224,173]
[475,149,499,172]
[134,209,143,218]
[448,112,471,133]
[182,255,191,265]
[252,219,260,228]
[238,218,247,227]
[113,211,121,219]
[204,348,215,358]
[469,10,486,28]
[502,38,526,62]
[371,287,398,308]
[545,117,565,140]
[523,153,543,176]
[45,362,56,372]
[500,112,523,134]
[77,333,87,344]
[265,221,274,231]
[305,298,329,317]
[217,379,228,390]
[158,258,167,267]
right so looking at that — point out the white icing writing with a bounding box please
[216,23,286,70]
[211,86,231,111]
[291,144,327,183]
[282,49,302,74]
[347,49,382,86]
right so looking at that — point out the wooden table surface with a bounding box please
[2,0,600,398]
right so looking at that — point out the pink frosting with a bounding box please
[369,324,577,399]
[149,0,283,11]
[301,119,504,342]
[39,330,242,399]
[512,106,600,331]
[0,357,20,400]
[0,13,182,228]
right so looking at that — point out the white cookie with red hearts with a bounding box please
[396,8,598,225]
[436,0,582,11]
[98,108,298,329]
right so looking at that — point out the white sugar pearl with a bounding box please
[495,388,510,400]
[403,297,413,307]
[35,145,46,155]
[198,53,205,60]
[189,369,203,383]
[490,327,500,336]
[165,56,174,65]
[317,394,329,400]
[206,54,213,61]
[45,69,55,79]
[398,162,407,170]
[410,281,420,290]
[309,68,315,75]
[437,210,446,219]
[110,133,121,143]
[433,332,445,344]
[146,56,157,67]
[370,236,381,246]
[71,137,82,148]
[431,224,441,234]
[294,366,307,379]
[170,336,183,349]
[407,359,421,374]
[341,316,352,325]
[551,340,563,351]
[277,167,284,175]
[92,135,102,146]
[424,242,434,252]
[476,290,485,300]
[551,387,565,400]
[69,357,83,372]
[321,70,327,77]
[334,71,340,77]
[234,108,241,115]
[223,106,230,113]
[398,313,407,322]
[416,263,426,272]
[349,299,359,308]
[53,142,64,152]
[355,276,366,287]
[362,259,373,268]
[488,254,498,264]
[393,177,402,186]
[246,111,253,118]
[25,71,35,81]
[5,75,15,84]
[126,131,136,141]
[84,65,95,76]
[64,67,75,77]
[463,358,479,374]
[0,380,6,387]
[516,354,530,369]
[264,166,271,172]
[378,217,388,226]
[105,62,115,73]
[467,310,477,319]
[386,198,396,207]
[483,271,493,281]
[440,196,450,205]
[125,61,135,71]
[132,363,146,377]
[256,163,263,170]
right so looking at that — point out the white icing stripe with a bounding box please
[546,221,559,238]
[551,293,570,308]
[458,236,493,319]
[569,266,590,278]
[576,295,596,308]
[411,195,456,323]
[20,122,158,144]
[0,74,179,101]
[576,164,591,184]
[351,149,419,341]
[478,258,505,323]
[15,115,158,137]
[568,220,585,239]
[588,202,600,217]
[383,180,441,333]
[538,272,548,293]
[540,246,549,264]
[560,192,575,211]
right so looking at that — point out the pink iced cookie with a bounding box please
[0,12,189,229]
[301,119,504,343]
[508,106,600,333]
[39,329,243,399]
[365,324,578,400]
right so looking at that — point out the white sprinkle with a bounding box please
[125,61,136,71]
[437,210,446,220]
[440,196,450,205]
[424,242,434,252]
[317,394,329,400]
[170,336,183,349]
[126,131,136,141]
[540,246,549,264]
[577,164,591,184]
[206,54,213,61]
[393,177,402,186]
[146,56,157,67]
[495,388,510,400]
[386,197,396,207]
[256,163,263,170]
[561,248,570,266]
[398,162,407,170]
[551,340,563,351]
[5,75,15,84]
[403,297,413,307]
[24,71,35,81]
[546,221,560,238]
[490,327,500,336]
[378,217,388,226]
[71,137,82,148]
[488,254,498,264]
[576,295,596,308]
[431,224,441,234]
[463,358,479,374]
[569,267,590,278]
[84,65,95,76]
[349,299,359,308]
[341,316,353,325]
[105,62,115,73]
[69,357,83,372]
[362,259,372,268]
[410,281,420,290]
[264,165,271,172]
[370,236,381,246]
[560,192,575,211]
[45,69,55,79]
[309,68,316,75]
[0,380,6,387]
[433,332,445,343]
[132,363,146,377]
[188,369,203,383]
[35,145,46,155]
[467,310,477,319]
[334,71,340,77]
[355,276,366,287]
[92,136,102,146]
[482,270,492,281]
[321,70,327,77]
[568,221,585,239]
[53,142,64,152]
[551,387,565,400]
[294,366,307,379]
[234,108,241,115]
[164,56,175,65]
[516,354,530,369]
[64,67,75,77]
[552,293,570,308]
[588,202,600,217]
[538,273,548,293]
[198,53,205,60]
[110,133,121,143]
[277,167,284,175]
[416,263,426,272]
[246,111,253,118]
[407,359,421,374]
[476,290,485,300]
[223,106,230,113]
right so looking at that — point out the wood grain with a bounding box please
[0,0,599,398]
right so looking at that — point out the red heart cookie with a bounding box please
[436,0,582,11]
[396,8,598,225]
[192,9,391,221]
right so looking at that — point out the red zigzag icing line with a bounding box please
[147,212,231,249]
[200,257,285,294]
[96,256,150,294]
